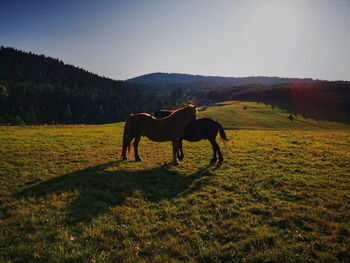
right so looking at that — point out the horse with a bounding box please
[121,105,197,165]
[153,109,229,164]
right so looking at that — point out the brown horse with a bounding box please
[153,109,228,164]
[121,105,197,165]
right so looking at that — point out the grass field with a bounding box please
[1,101,350,262]
[197,101,350,131]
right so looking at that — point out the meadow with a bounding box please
[1,101,350,262]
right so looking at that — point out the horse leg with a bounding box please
[209,138,218,164]
[177,139,184,161]
[133,135,143,161]
[172,140,180,165]
[212,138,224,164]
[122,134,133,160]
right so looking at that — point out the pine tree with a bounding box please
[64,104,72,123]
[25,105,37,124]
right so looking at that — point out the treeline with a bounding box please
[192,84,265,105]
[0,47,165,124]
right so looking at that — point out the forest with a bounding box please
[0,47,164,124]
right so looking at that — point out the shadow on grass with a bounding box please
[15,162,213,224]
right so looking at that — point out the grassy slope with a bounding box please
[1,102,350,262]
[197,101,350,131]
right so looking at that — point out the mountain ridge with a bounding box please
[127,72,317,91]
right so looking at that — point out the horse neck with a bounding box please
[161,110,173,118]
[170,108,193,123]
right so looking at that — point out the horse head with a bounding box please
[185,104,198,120]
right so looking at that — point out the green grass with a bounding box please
[1,101,350,262]
[198,101,350,131]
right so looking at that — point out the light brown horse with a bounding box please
[121,104,197,165]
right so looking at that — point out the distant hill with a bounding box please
[0,47,162,124]
[127,72,316,92]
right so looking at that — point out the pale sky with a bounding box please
[1,0,350,80]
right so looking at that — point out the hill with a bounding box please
[127,72,315,92]
[197,100,350,131]
[194,82,350,125]
[0,47,162,124]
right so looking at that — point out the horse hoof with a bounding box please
[173,161,180,166]
[210,159,217,164]
[135,157,143,162]
[178,155,184,161]
[122,156,127,161]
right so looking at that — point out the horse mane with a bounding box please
[158,104,195,119]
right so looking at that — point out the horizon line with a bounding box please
[2,45,349,82]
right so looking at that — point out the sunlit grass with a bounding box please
[198,101,350,131]
[1,121,349,262]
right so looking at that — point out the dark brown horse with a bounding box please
[153,109,228,164]
[122,105,197,165]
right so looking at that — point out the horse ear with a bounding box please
[194,104,197,108]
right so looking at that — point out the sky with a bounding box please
[1,0,350,81]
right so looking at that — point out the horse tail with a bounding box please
[122,115,132,156]
[217,122,229,141]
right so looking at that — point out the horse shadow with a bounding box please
[15,162,213,225]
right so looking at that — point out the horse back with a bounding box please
[126,113,152,133]
[183,118,221,141]
[153,110,172,119]
[127,111,189,142]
